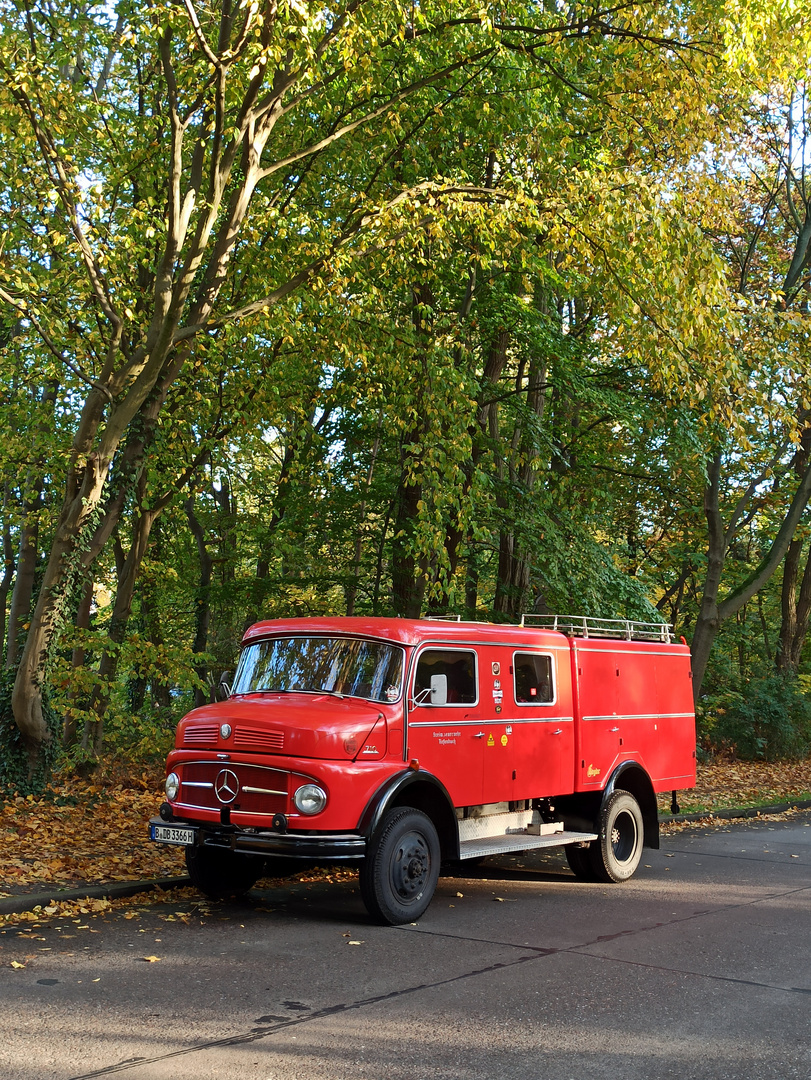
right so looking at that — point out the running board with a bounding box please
[458,830,598,860]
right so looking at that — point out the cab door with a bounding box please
[406,645,483,806]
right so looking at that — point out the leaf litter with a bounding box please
[1,767,186,890]
[658,759,811,817]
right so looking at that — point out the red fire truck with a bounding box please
[150,615,695,924]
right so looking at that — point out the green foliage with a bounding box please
[49,623,210,758]
[4,0,811,767]
[700,676,811,761]
[98,693,189,765]
[0,669,61,795]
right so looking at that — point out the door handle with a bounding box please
[610,726,620,732]
[552,728,563,735]
[473,732,485,739]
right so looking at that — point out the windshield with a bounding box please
[232,636,404,703]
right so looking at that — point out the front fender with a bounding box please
[357,769,459,860]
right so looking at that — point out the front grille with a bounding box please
[183,724,219,746]
[234,726,284,751]
[178,761,289,817]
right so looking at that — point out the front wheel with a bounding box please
[590,789,644,883]
[185,844,263,899]
[360,807,440,925]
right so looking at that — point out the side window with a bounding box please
[514,653,554,704]
[414,649,477,705]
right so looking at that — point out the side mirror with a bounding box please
[430,674,447,706]
[217,670,234,700]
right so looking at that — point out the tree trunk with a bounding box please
[390,281,434,617]
[493,350,548,618]
[6,381,59,669]
[5,482,42,670]
[691,443,811,701]
[185,495,213,708]
[689,454,726,701]
[62,577,94,749]
[776,538,811,673]
[81,505,159,759]
[0,482,15,663]
[12,384,145,762]
[655,560,692,628]
[390,464,427,618]
[252,406,330,617]
[464,560,479,617]
[345,430,381,617]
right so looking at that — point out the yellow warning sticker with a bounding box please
[487,733,495,747]
[501,734,508,746]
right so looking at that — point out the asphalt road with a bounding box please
[1,811,810,1080]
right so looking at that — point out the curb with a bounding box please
[0,876,190,917]
[660,797,811,824]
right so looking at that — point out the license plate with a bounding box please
[151,823,195,846]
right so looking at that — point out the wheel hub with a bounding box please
[392,835,429,898]
[610,810,636,862]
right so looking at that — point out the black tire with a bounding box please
[360,807,441,925]
[589,789,644,883]
[185,844,263,899]
[565,842,600,881]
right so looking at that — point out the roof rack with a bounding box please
[425,614,463,622]
[520,614,674,644]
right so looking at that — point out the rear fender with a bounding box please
[554,761,659,849]
[604,762,659,849]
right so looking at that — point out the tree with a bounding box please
[3,0,747,769]
[683,72,811,699]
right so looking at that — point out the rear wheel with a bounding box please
[185,844,263,899]
[360,807,440,925]
[589,789,644,883]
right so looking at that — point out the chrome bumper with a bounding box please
[149,816,366,861]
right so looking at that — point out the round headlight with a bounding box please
[294,783,327,815]
[165,772,180,801]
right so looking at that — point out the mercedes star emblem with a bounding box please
[214,768,239,804]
